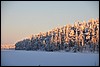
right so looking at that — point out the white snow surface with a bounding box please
[1,50,99,66]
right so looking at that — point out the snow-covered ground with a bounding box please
[1,50,99,66]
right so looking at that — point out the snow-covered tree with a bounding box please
[15,18,99,53]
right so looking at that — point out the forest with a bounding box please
[15,18,99,53]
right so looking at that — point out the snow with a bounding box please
[1,50,99,66]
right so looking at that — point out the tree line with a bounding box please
[15,18,99,52]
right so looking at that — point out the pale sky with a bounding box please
[1,1,99,45]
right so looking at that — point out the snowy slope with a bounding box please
[1,50,99,66]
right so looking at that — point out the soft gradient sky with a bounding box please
[1,1,99,45]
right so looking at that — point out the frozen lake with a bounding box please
[1,50,99,66]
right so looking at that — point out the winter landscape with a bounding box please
[1,1,99,66]
[1,17,99,66]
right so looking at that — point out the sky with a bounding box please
[1,1,99,45]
